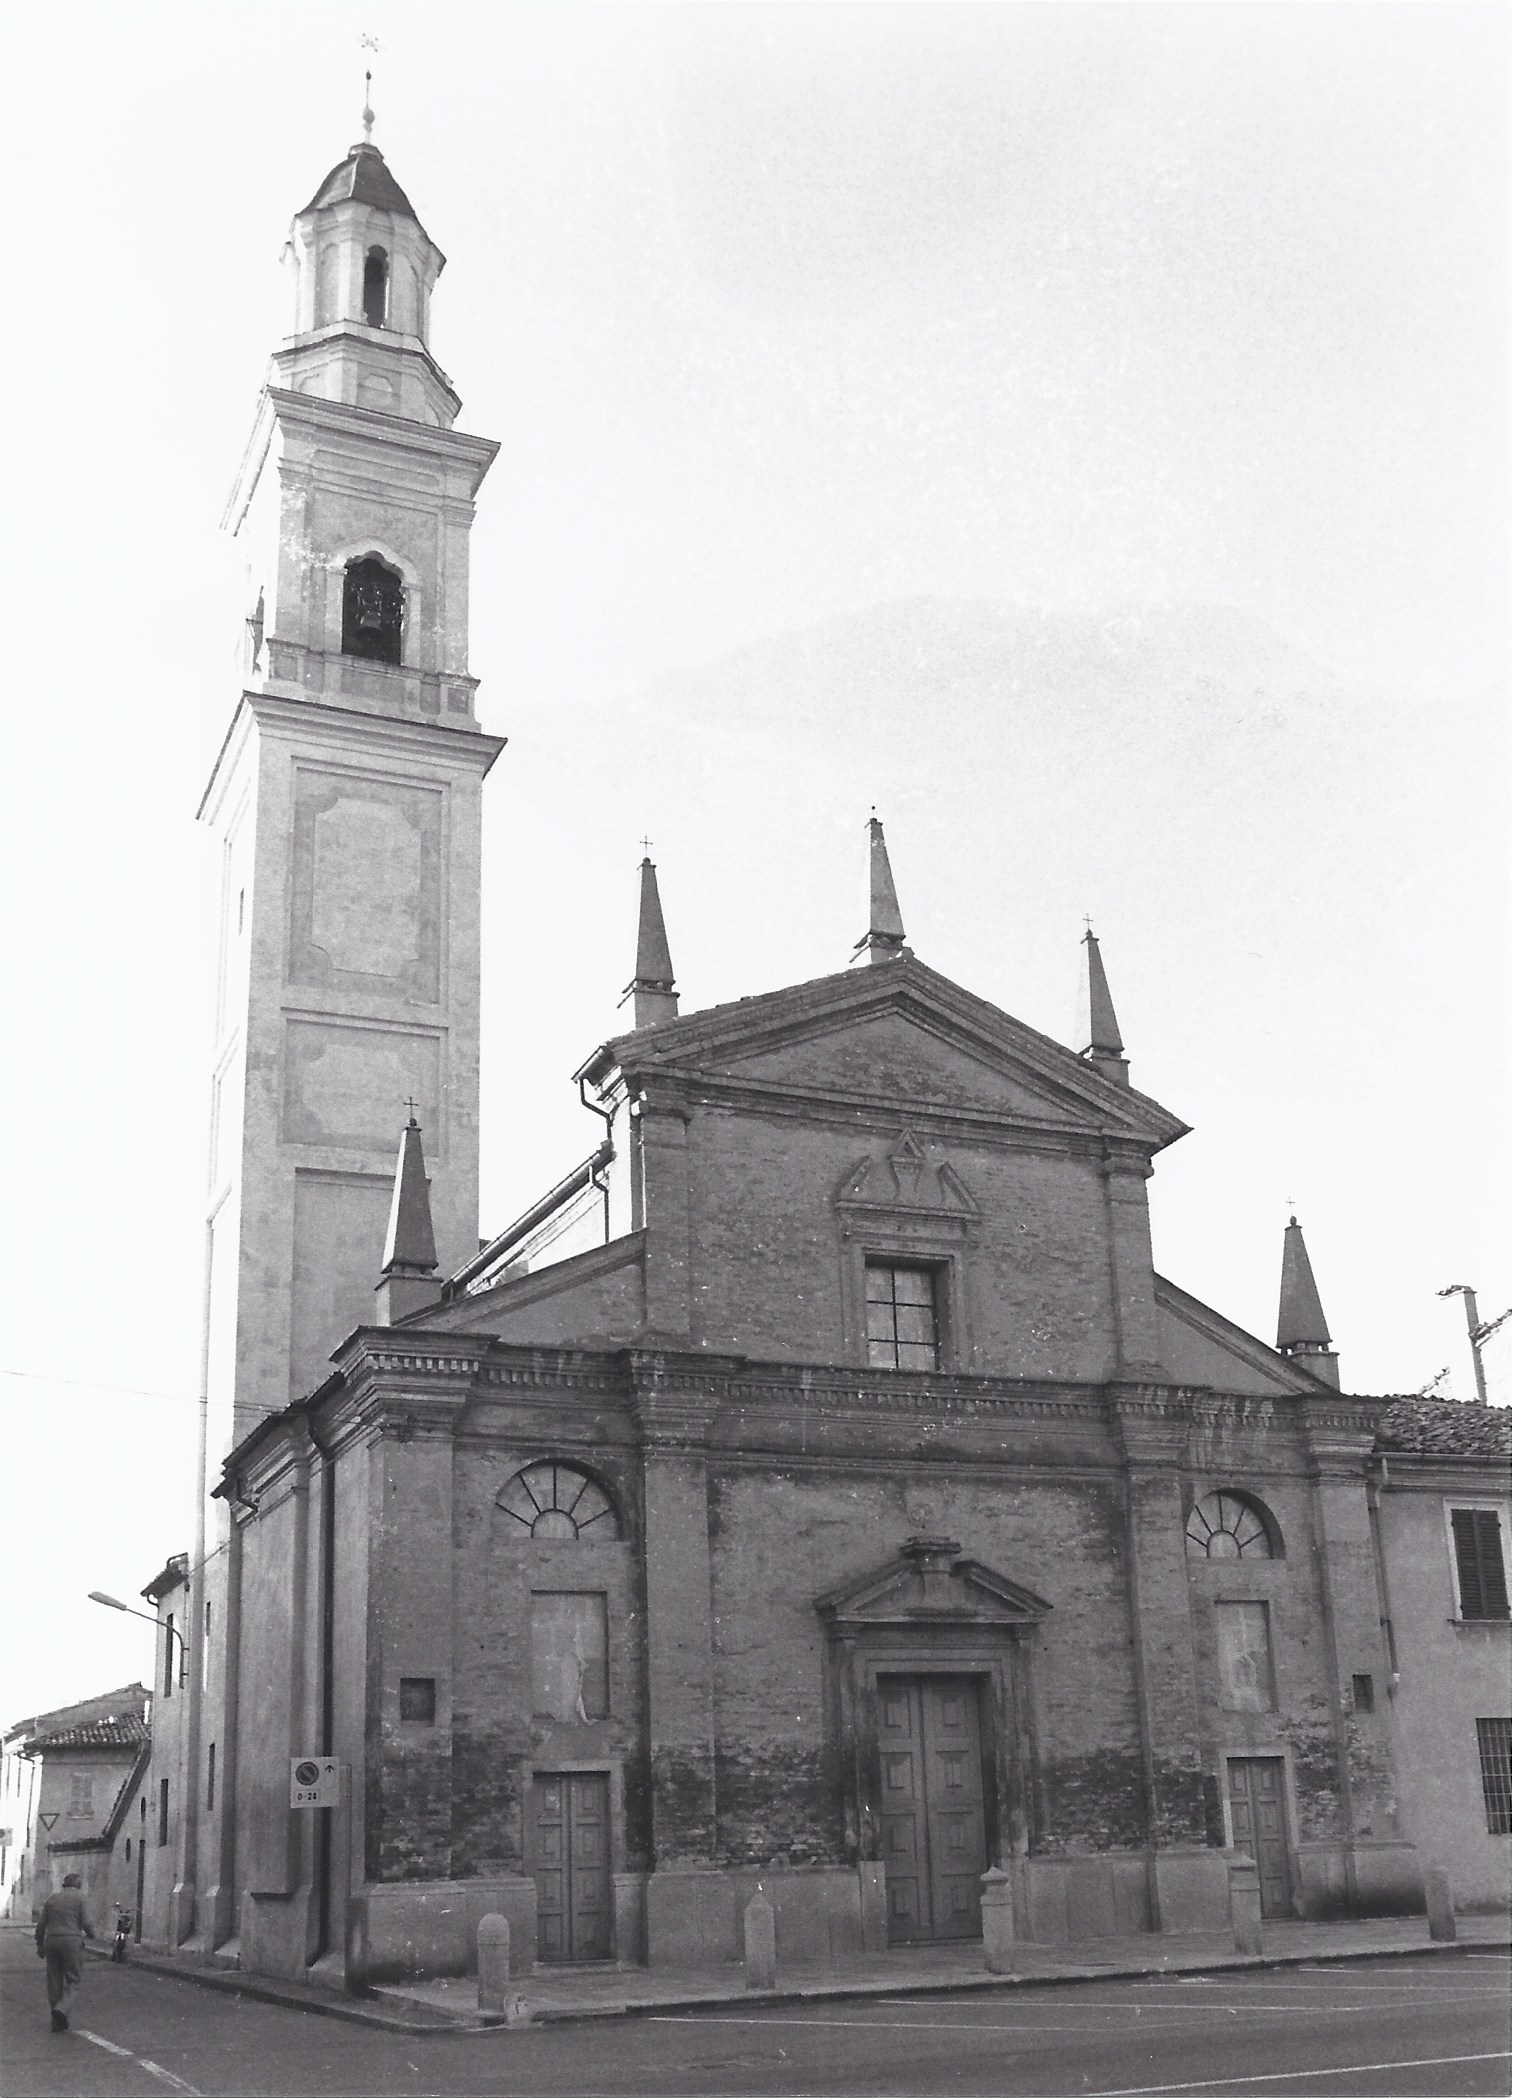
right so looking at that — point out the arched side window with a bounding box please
[341,555,403,665]
[362,246,389,328]
[497,1461,620,1541]
[1185,1489,1280,1561]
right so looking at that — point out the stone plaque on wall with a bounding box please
[282,1018,441,1154]
[289,767,442,1002]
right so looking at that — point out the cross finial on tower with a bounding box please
[639,836,654,860]
[360,35,379,141]
[402,1095,419,1126]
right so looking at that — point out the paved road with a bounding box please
[2,1933,1507,2098]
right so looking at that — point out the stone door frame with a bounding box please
[816,1539,1051,1874]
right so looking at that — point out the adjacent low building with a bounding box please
[1371,1399,1511,1911]
[1,1684,150,1930]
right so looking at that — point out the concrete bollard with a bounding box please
[744,1885,777,1991]
[478,1913,511,2014]
[980,1866,1015,1975]
[1424,1865,1457,1943]
[1228,1855,1263,1957]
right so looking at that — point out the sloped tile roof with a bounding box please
[27,1715,148,1755]
[1376,1396,1512,1459]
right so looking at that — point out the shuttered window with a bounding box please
[1451,1510,1510,1620]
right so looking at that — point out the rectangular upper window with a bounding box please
[1215,1601,1277,1712]
[865,1262,940,1371]
[1476,1717,1511,1834]
[1451,1509,1510,1620]
[531,1593,608,1722]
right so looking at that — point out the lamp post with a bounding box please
[87,1592,186,1686]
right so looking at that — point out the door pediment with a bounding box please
[816,1536,1052,1629]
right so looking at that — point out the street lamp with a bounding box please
[88,1591,186,1685]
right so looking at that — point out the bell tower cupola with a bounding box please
[276,98,457,429]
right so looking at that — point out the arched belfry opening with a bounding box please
[362,246,389,328]
[341,554,403,665]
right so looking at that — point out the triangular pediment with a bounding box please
[816,1538,1052,1628]
[597,957,1186,1151]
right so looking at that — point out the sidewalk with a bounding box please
[60,1912,1510,2037]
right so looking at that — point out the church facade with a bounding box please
[143,129,1507,1988]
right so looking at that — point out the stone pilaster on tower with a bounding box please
[376,1118,441,1325]
[1276,1214,1341,1389]
[852,815,910,965]
[1077,927,1130,1087]
[620,857,679,1030]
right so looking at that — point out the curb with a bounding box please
[524,1935,1511,2026]
[90,1930,1508,2036]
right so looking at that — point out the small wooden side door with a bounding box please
[1227,1756,1293,1918]
[529,1772,612,1961]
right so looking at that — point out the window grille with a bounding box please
[497,1463,619,1541]
[865,1262,940,1370]
[1186,1491,1275,1560]
[1476,1717,1511,1834]
[1451,1510,1510,1620]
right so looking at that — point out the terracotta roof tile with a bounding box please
[1375,1396,1512,1459]
[26,1716,148,1754]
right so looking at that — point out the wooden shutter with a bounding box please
[1451,1509,1510,1619]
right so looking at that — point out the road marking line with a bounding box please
[138,2059,201,2096]
[651,2013,1202,2035]
[77,2031,201,2095]
[79,2029,133,2056]
[1089,2050,1512,2096]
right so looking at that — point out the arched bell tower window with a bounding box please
[362,246,389,328]
[496,1462,620,1540]
[341,555,403,666]
[1185,1489,1280,1560]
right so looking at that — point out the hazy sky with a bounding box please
[3,2,1507,1722]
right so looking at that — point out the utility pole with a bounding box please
[1437,1285,1512,1405]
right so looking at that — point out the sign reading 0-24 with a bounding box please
[289,1757,341,1809]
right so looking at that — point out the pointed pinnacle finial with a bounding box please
[1077,924,1129,1083]
[375,1112,439,1325]
[620,851,679,1030]
[852,814,909,965]
[382,1113,437,1274]
[1276,1212,1340,1387]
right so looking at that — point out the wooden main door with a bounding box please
[877,1674,989,1943]
[1227,1757,1293,1918]
[529,1773,612,1961]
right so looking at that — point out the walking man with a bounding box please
[35,1872,94,2031]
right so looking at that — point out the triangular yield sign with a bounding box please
[38,1812,58,1830]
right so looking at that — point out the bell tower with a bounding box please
[200,127,501,1456]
